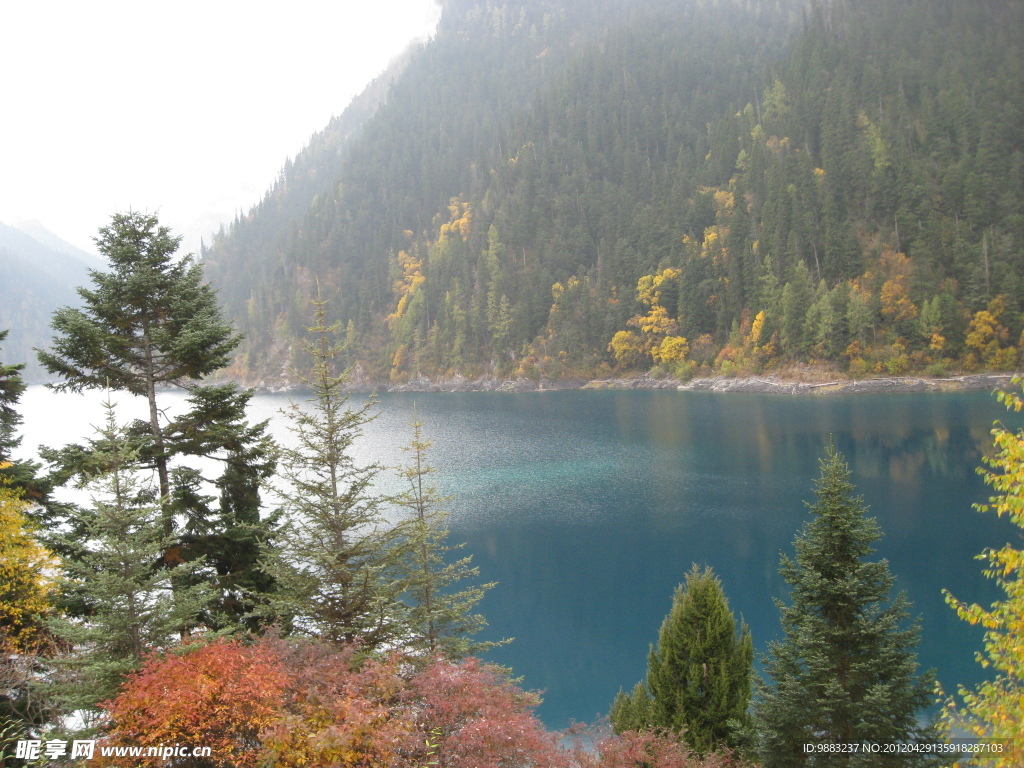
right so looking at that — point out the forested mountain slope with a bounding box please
[203,0,1024,385]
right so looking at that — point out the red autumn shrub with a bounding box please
[586,729,744,768]
[101,638,559,768]
[101,637,747,768]
[260,642,409,767]
[393,656,564,768]
[100,637,289,767]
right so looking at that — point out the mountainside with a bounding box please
[203,0,1024,386]
[0,222,102,381]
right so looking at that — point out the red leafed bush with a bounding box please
[393,656,563,768]
[259,642,409,767]
[100,637,289,767]
[581,729,746,768]
[101,638,559,768]
[101,637,748,768]
[263,649,562,768]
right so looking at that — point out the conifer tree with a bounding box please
[752,446,935,767]
[38,211,239,519]
[262,293,401,647]
[610,680,654,735]
[610,565,753,754]
[52,401,212,716]
[395,418,496,658]
[0,331,45,501]
[0,331,26,464]
[38,211,277,631]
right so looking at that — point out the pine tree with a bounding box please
[38,211,276,630]
[0,330,25,464]
[262,293,401,647]
[52,401,212,716]
[610,565,753,754]
[752,446,935,768]
[159,383,278,631]
[0,330,45,501]
[38,211,239,521]
[610,680,654,734]
[395,418,496,658]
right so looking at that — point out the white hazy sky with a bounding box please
[0,0,441,256]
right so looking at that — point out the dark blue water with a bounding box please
[359,390,1018,729]
[19,387,1019,730]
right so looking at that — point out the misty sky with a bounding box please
[0,0,441,256]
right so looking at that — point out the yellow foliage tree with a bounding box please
[0,469,57,651]
[387,250,426,329]
[965,296,1014,370]
[608,330,645,368]
[746,310,766,348]
[611,268,688,370]
[653,335,689,365]
[941,381,1024,766]
[438,198,472,242]
[635,267,681,306]
[635,304,678,339]
[878,250,918,325]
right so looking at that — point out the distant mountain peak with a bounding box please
[10,219,104,265]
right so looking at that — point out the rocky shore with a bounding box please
[365,372,1018,395]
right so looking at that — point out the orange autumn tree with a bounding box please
[963,295,1017,371]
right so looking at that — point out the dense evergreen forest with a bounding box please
[203,0,1024,384]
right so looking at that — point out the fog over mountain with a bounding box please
[0,221,101,381]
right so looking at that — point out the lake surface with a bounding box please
[17,386,1020,729]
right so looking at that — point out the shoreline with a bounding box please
[305,371,1018,396]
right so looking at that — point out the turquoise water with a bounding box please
[357,390,1018,729]
[18,387,1020,729]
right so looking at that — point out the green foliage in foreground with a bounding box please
[752,446,936,767]
[611,565,752,754]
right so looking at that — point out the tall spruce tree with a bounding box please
[38,211,239,517]
[0,330,26,464]
[395,418,496,658]
[51,401,212,716]
[610,565,753,754]
[38,211,276,630]
[0,330,45,501]
[262,293,402,647]
[752,446,935,767]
